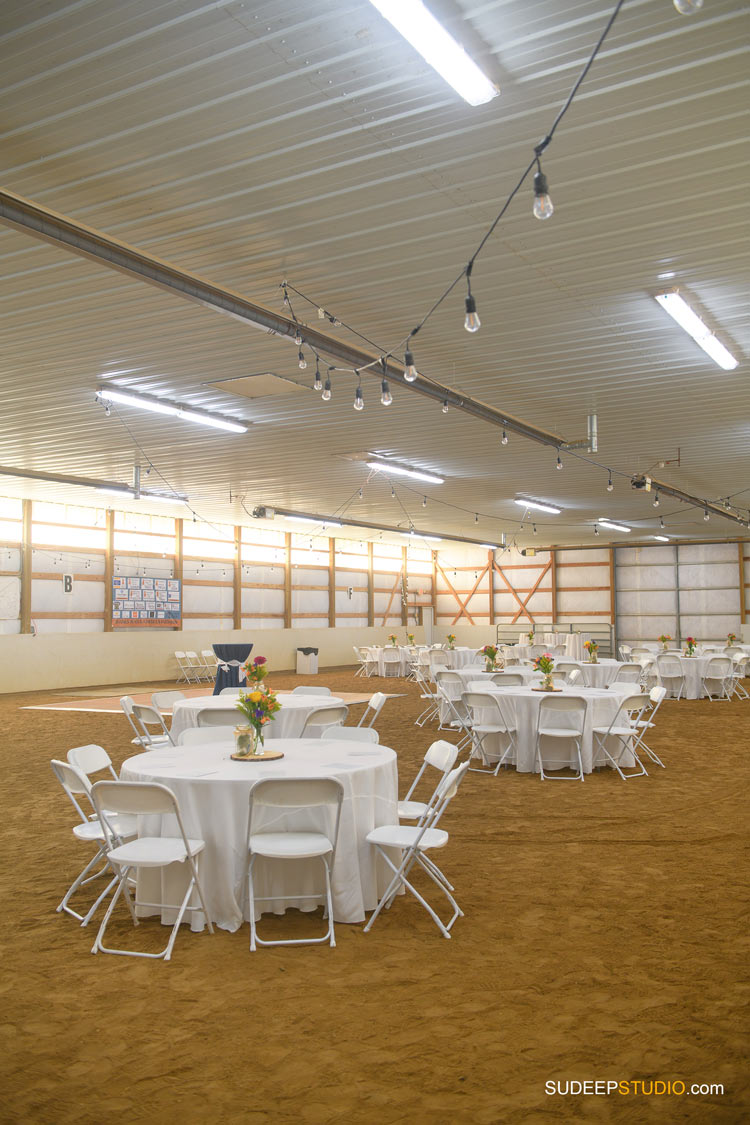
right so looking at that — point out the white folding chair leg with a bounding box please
[593,731,648,781]
[364,844,462,939]
[246,853,335,951]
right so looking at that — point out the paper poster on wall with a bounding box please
[112,576,181,628]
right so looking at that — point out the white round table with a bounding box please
[470,683,636,773]
[372,646,414,676]
[575,658,625,688]
[121,738,399,931]
[654,654,718,699]
[170,693,345,740]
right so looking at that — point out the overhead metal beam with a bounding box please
[266,507,500,549]
[0,187,565,449]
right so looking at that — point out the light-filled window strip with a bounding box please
[183,537,235,560]
[0,519,22,542]
[335,553,369,571]
[31,524,107,550]
[183,519,234,542]
[241,544,286,565]
[291,549,329,567]
[114,531,177,555]
[114,510,175,535]
[33,501,107,527]
[241,526,285,546]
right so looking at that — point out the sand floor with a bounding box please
[1,667,747,1123]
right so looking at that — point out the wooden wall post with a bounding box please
[739,541,747,625]
[174,518,184,631]
[328,538,336,628]
[431,550,438,621]
[284,532,292,628]
[233,525,242,630]
[103,509,114,631]
[20,499,32,634]
[608,546,616,624]
[367,542,374,627]
[401,546,408,627]
[488,549,495,625]
[550,548,557,625]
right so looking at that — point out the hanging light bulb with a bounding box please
[442,400,449,414]
[391,484,395,498]
[298,349,307,370]
[673,0,703,13]
[594,524,599,536]
[313,361,322,392]
[659,516,665,529]
[294,331,302,346]
[317,306,325,319]
[474,513,479,524]
[380,379,393,406]
[322,376,332,401]
[501,430,508,445]
[533,524,537,536]
[422,496,427,508]
[354,383,364,411]
[404,348,418,382]
[607,474,614,492]
[653,492,660,507]
[533,167,554,220]
[358,488,363,500]
[703,509,710,521]
[282,285,290,306]
[464,293,480,333]
[556,453,563,470]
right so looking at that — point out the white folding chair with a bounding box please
[730,654,749,700]
[292,686,332,696]
[178,727,234,746]
[434,671,471,746]
[656,655,685,700]
[702,656,733,701]
[175,650,200,685]
[463,690,517,775]
[201,649,218,680]
[151,691,186,721]
[398,740,459,824]
[535,696,587,781]
[490,672,524,686]
[50,760,137,927]
[357,691,387,728]
[219,687,241,696]
[619,645,633,662]
[364,761,470,939]
[592,693,650,780]
[182,650,206,683]
[120,697,173,749]
[196,707,240,727]
[359,647,379,678]
[301,705,348,737]
[633,685,668,768]
[67,743,118,785]
[243,777,344,950]
[414,664,440,727]
[327,727,380,744]
[90,780,214,960]
[556,661,582,681]
[353,646,368,677]
[567,668,582,685]
[427,651,450,677]
[612,663,644,685]
[381,648,403,678]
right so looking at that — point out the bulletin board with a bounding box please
[112,576,181,628]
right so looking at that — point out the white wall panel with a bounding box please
[184,617,233,631]
[557,565,608,587]
[335,590,367,614]
[618,613,676,639]
[31,579,105,612]
[241,618,284,630]
[292,617,328,629]
[0,576,21,622]
[680,588,739,615]
[242,589,284,615]
[678,563,737,590]
[681,615,739,639]
[679,543,737,564]
[557,590,609,613]
[35,619,105,633]
[617,590,678,615]
[243,565,284,585]
[558,549,609,565]
[183,585,234,614]
[293,568,328,587]
[292,589,328,613]
[616,564,675,591]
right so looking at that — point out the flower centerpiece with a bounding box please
[234,656,281,756]
[727,632,737,646]
[658,634,672,652]
[684,636,697,657]
[446,634,456,650]
[388,633,398,647]
[480,643,499,672]
[584,639,599,664]
[527,629,535,644]
[533,652,556,691]
[406,632,415,645]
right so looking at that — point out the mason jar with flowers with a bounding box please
[406,632,415,645]
[533,652,556,691]
[658,634,672,652]
[584,639,599,664]
[527,629,535,644]
[481,644,499,672]
[684,636,697,657]
[234,656,281,756]
[388,633,398,647]
[446,634,456,650]
[727,632,737,646]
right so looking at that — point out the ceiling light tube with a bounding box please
[480,544,498,550]
[513,498,561,515]
[598,519,631,533]
[367,0,499,106]
[97,388,248,433]
[287,516,342,528]
[367,459,444,485]
[654,292,738,371]
[652,535,670,541]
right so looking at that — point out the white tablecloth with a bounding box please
[575,659,625,688]
[453,664,538,688]
[471,684,635,773]
[170,693,345,740]
[121,738,399,931]
[654,655,717,699]
[373,646,414,676]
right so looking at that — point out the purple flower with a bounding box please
[254,709,264,718]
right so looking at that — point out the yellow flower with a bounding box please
[249,691,262,702]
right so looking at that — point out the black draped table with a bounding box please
[211,642,253,695]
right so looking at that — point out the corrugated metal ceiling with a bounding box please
[0,0,748,547]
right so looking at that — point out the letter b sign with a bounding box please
[62,574,74,594]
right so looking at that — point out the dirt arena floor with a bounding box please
[1,666,747,1124]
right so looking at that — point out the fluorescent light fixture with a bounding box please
[598,518,631,533]
[367,0,498,106]
[401,531,441,541]
[367,459,444,485]
[287,516,342,528]
[513,498,561,515]
[654,292,738,371]
[97,388,248,433]
[481,544,498,550]
[652,534,670,541]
